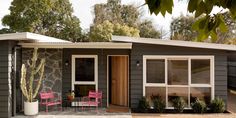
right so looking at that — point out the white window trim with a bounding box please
[143,55,215,109]
[71,55,98,92]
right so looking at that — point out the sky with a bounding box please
[0,0,223,37]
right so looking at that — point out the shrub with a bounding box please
[151,94,161,101]
[191,99,207,113]
[209,97,225,113]
[153,98,166,113]
[172,97,186,113]
[137,97,150,112]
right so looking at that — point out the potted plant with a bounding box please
[20,48,45,115]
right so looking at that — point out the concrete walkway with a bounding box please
[228,90,236,113]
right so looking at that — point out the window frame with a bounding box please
[143,55,214,109]
[71,55,98,92]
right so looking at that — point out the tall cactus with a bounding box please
[20,48,45,102]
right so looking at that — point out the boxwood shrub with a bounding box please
[209,97,225,113]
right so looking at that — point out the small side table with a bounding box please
[63,97,82,112]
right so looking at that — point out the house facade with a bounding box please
[0,32,235,117]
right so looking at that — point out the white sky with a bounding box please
[0,0,224,36]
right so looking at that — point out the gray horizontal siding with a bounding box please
[130,43,228,108]
[0,41,16,118]
[62,49,130,107]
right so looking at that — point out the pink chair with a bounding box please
[81,90,102,112]
[39,91,62,112]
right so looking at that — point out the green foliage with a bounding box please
[171,97,186,113]
[171,15,197,41]
[209,97,225,113]
[145,0,173,16]
[89,20,139,42]
[138,20,161,39]
[145,0,236,41]
[2,0,82,42]
[92,0,160,39]
[152,97,166,113]
[191,99,207,113]
[137,97,150,112]
[0,28,15,34]
[93,0,139,28]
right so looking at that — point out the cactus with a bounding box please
[20,48,45,102]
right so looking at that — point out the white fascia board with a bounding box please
[18,42,132,49]
[0,32,28,40]
[26,32,70,43]
[0,32,71,43]
[112,36,236,51]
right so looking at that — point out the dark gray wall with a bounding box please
[62,49,130,107]
[0,41,16,118]
[130,43,228,108]
[228,52,236,88]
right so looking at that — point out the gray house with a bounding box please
[0,32,236,117]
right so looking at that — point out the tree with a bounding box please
[0,28,14,34]
[170,12,236,44]
[170,15,197,41]
[2,0,82,42]
[89,20,139,42]
[93,0,139,28]
[92,0,160,39]
[145,0,236,41]
[138,20,161,38]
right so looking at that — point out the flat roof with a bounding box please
[1,32,236,51]
[19,42,132,49]
[112,36,236,51]
[0,32,70,43]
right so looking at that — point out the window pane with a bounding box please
[168,87,188,107]
[147,59,165,83]
[145,87,166,107]
[191,59,210,84]
[74,85,95,97]
[168,60,188,85]
[190,87,211,105]
[75,58,94,82]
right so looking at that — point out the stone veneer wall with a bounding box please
[22,48,62,101]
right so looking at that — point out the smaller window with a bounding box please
[146,59,165,83]
[74,85,95,97]
[145,87,166,107]
[190,87,211,105]
[75,58,95,82]
[191,59,210,84]
[168,87,189,107]
[168,60,188,85]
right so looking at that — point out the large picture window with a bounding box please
[72,55,98,97]
[143,56,214,108]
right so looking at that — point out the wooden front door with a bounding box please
[111,56,128,107]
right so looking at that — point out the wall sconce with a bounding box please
[65,60,69,66]
[136,60,140,67]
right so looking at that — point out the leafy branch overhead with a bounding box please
[145,0,236,41]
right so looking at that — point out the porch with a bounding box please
[14,107,131,118]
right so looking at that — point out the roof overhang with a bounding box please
[18,42,132,49]
[0,32,70,43]
[112,36,236,51]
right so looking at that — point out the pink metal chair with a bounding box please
[81,90,102,112]
[39,91,62,112]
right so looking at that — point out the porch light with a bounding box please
[65,60,69,66]
[136,61,140,67]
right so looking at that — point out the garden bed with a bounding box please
[131,108,230,114]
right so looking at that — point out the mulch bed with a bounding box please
[131,108,230,114]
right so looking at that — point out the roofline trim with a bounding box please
[18,42,133,49]
[112,36,236,51]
